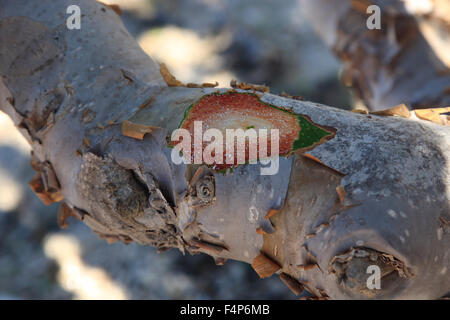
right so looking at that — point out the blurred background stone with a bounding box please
[0,0,353,299]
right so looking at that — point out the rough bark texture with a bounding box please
[0,0,449,299]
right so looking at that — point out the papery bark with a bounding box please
[0,0,448,299]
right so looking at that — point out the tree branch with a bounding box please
[0,0,449,299]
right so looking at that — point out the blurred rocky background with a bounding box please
[0,0,353,299]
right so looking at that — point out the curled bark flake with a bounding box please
[29,172,63,205]
[29,161,63,205]
[305,233,316,240]
[81,109,96,124]
[121,120,159,140]
[413,107,450,125]
[299,293,328,300]
[98,1,123,16]
[279,272,305,296]
[251,252,281,278]
[95,232,119,244]
[256,227,267,235]
[83,213,114,235]
[56,204,70,229]
[137,95,155,110]
[160,63,184,87]
[57,202,83,229]
[106,4,122,16]
[186,82,219,88]
[297,264,318,271]
[256,227,268,235]
[190,239,228,255]
[379,252,414,278]
[371,104,411,118]
[317,289,330,299]
[313,222,329,234]
[301,243,320,266]
[265,208,280,220]
[201,82,219,88]
[95,232,132,245]
[336,185,346,203]
[280,92,293,99]
[30,152,41,171]
[350,0,371,13]
[301,153,345,176]
[214,257,227,266]
[352,108,369,114]
[439,217,449,235]
[83,137,91,147]
[301,153,324,164]
[42,163,60,192]
[120,69,135,84]
[256,227,273,235]
[230,79,270,93]
[279,92,304,101]
[119,234,133,244]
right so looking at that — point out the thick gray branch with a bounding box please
[0,0,449,299]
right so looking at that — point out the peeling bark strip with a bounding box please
[230,79,270,93]
[29,160,64,205]
[57,202,83,229]
[160,63,184,87]
[29,172,63,205]
[370,104,411,118]
[256,227,268,235]
[413,107,450,125]
[251,252,281,278]
[190,239,228,255]
[297,264,318,271]
[98,2,122,16]
[186,82,219,88]
[265,208,280,220]
[335,186,346,203]
[0,0,449,300]
[279,273,305,296]
[121,120,158,140]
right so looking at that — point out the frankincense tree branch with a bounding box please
[0,0,449,299]
[299,0,450,110]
